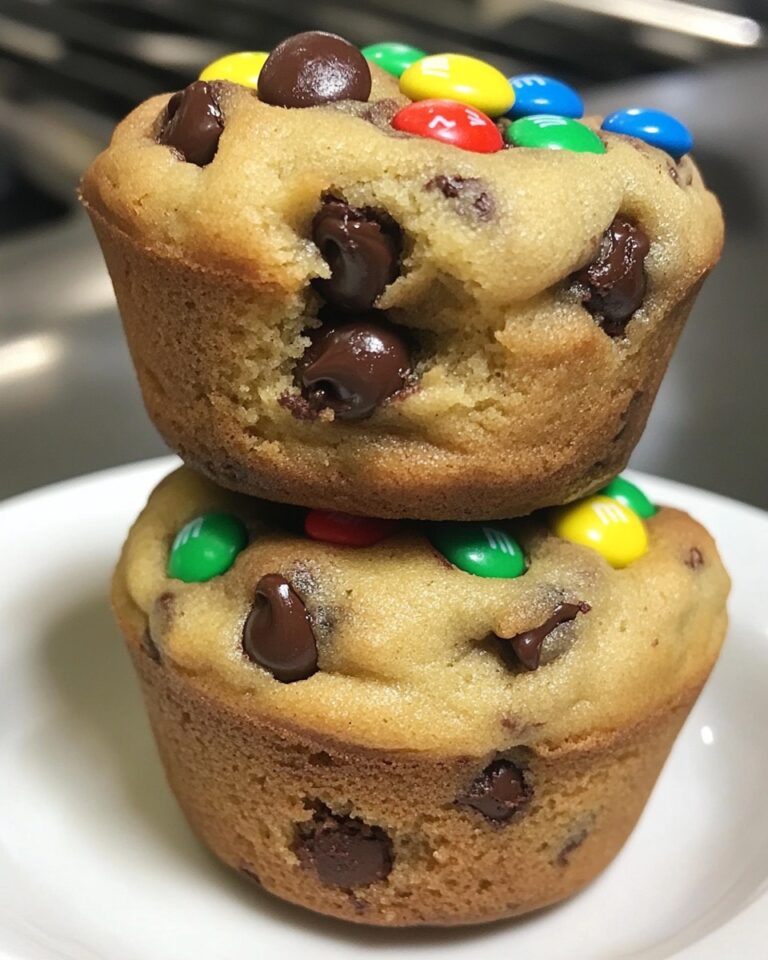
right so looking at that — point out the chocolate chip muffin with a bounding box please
[113,466,729,926]
[80,32,723,520]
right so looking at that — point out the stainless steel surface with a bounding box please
[1,57,766,508]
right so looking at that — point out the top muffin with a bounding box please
[80,32,724,520]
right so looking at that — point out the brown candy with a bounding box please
[157,81,223,166]
[242,574,318,683]
[425,175,495,221]
[501,601,591,672]
[295,803,393,888]
[570,215,650,337]
[258,31,371,109]
[312,200,401,311]
[296,317,411,420]
[458,760,530,823]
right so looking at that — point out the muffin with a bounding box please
[113,466,729,926]
[80,33,723,520]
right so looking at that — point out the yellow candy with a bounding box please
[551,496,648,569]
[199,51,268,88]
[399,53,514,118]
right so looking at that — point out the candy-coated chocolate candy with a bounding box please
[507,74,583,119]
[505,114,605,154]
[400,54,514,117]
[599,476,657,519]
[305,510,399,547]
[551,496,648,569]
[167,513,248,582]
[362,41,426,78]
[199,51,268,88]
[601,108,693,161]
[391,99,503,153]
[429,523,526,579]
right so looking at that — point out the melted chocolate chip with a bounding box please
[570,215,650,337]
[425,175,495,222]
[157,81,223,166]
[501,601,591,672]
[686,547,704,569]
[312,200,401,311]
[242,574,318,683]
[258,31,371,109]
[458,760,531,824]
[295,317,411,420]
[294,803,393,888]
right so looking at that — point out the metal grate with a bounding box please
[1,0,764,118]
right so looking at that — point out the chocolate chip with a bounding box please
[157,81,223,166]
[686,547,704,569]
[425,175,495,221]
[295,316,411,420]
[312,199,401,311]
[294,803,393,888]
[258,31,371,109]
[457,760,531,823]
[242,574,318,683]
[500,601,591,672]
[570,215,650,337]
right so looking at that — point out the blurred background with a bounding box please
[1,0,766,507]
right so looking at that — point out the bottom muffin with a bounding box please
[113,467,729,926]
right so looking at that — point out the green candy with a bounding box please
[505,114,606,154]
[599,476,657,519]
[362,41,426,78]
[429,523,526,579]
[167,513,248,583]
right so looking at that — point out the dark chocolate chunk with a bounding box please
[425,175,495,221]
[294,803,393,888]
[457,759,531,823]
[686,547,704,569]
[295,316,411,420]
[570,215,650,337]
[242,574,318,683]
[157,81,223,166]
[258,31,371,109]
[312,199,401,311]
[500,601,591,672]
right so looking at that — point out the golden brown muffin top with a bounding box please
[116,468,729,756]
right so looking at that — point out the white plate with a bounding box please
[0,458,766,960]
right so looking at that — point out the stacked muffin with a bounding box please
[81,32,729,926]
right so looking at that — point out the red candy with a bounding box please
[391,99,503,153]
[305,510,399,547]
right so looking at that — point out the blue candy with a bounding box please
[507,74,583,120]
[601,108,693,160]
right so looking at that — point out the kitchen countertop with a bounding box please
[1,57,766,508]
